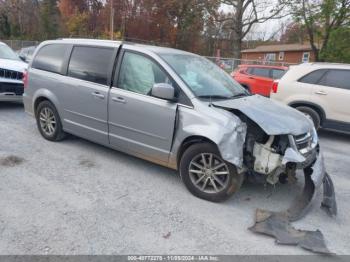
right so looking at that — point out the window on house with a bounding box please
[302,52,310,63]
[265,53,276,61]
[278,52,284,61]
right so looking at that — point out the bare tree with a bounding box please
[219,0,288,58]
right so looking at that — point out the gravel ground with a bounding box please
[0,102,350,255]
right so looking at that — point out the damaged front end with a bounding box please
[243,120,337,220]
[211,95,337,253]
[211,96,337,220]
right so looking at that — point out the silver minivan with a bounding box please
[23,39,336,217]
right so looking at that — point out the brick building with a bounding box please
[241,43,318,64]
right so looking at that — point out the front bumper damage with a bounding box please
[250,151,337,254]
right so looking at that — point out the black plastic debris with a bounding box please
[249,162,337,254]
[249,209,333,254]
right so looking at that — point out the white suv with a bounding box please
[271,63,350,133]
[0,42,27,102]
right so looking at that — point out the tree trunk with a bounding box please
[231,0,244,59]
[232,33,242,59]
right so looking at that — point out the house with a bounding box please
[241,43,318,64]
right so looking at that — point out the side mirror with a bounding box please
[151,83,175,101]
[19,55,27,62]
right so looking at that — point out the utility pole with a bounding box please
[110,0,114,40]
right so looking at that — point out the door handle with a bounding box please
[315,91,327,95]
[92,92,105,99]
[112,96,126,104]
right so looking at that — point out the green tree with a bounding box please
[289,0,350,61]
[320,27,350,62]
[40,0,61,39]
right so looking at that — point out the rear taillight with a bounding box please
[271,81,279,93]
[23,70,28,88]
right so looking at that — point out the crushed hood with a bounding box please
[213,95,312,136]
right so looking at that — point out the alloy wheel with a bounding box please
[39,107,56,136]
[188,153,230,194]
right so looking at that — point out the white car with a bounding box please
[0,42,28,102]
[271,63,350,133]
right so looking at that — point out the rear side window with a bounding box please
[68,46,114,85]
[32,44,68,74]
[318,69,350,90]
[246,67,254,74]
[271,69,286,79]
[298,69,327,84]
[252,67,270,78]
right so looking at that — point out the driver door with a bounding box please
[108,50,177,163]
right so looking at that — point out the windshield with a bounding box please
[0,44,20,61]
[160,53,247,99]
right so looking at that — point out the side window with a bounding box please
[68,46,114,85]
[298,69,328,84]
[318,69,350,90]
[252,68,270,78]
[32,44,68,74]
[247,67,254,75]
[271,69,286,79]
[117,52,173,96]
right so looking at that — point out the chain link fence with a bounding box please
[1,39,296,72]
[1,40,39,51]
[205,56,296,73]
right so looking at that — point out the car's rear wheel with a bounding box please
[296,106,321,130]
[36,100,66,141]
[179,143,243,202]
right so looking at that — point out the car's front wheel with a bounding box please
[36,100,66,141]
[179,143,243,202]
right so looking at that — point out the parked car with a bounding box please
[270,63,350,133]
[23,39,335,216]
[18,46,37,63]
[231,65,288,97]
[0,42,27,102]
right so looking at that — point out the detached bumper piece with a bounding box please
[249,209,333,254]
[249,153,337,254]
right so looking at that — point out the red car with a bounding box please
[231,65,288,97]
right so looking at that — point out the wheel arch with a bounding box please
[176,136,218,169]
[33,89,61,116]
[288,101,326,124]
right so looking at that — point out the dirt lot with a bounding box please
[0,102,350,255]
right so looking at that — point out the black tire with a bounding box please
[296,106,321,130]
[35,100,66,141]
[179,143,244,202]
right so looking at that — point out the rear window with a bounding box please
[32,44,68,74]
[251,67,270,78]
[318,69,350,90]
[67,46,114,85]
[271,69,286,79]
[298,69,328,84]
